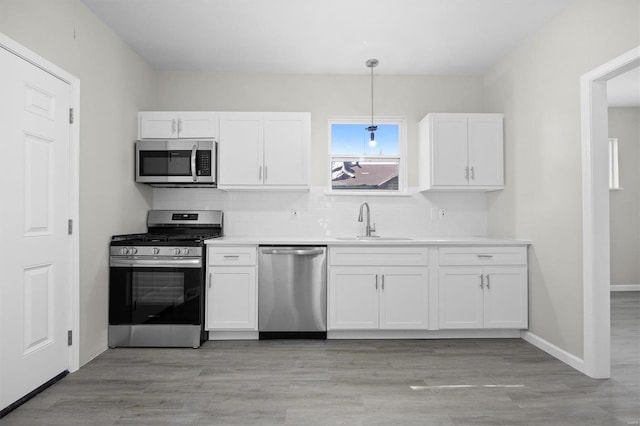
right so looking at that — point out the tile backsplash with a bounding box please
[152,187,488,238]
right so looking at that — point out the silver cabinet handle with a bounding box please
[208,272,212,288]
[465,166,470,181]
[382,274,385,290]
[375,274,378,290]
[264,165,268,182]
[178,118,183,133]
[479,274,484,289]
[191,145,197,182]
[486,274,490,289]
[477,255,494,259]
[223,255,240,259]
[172,119,177,134]
[470,166,475,180]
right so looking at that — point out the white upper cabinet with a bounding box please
[218,112,310,190]
[418,113,504,191]
[138,111,218,139]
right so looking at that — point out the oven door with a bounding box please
[109,259,204,325]
[135,139,215,184]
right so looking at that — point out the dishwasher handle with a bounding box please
[260,247,324,256]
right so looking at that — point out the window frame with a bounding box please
[327,116,408,195]
[608,137,622,190]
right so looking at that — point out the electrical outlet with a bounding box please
[431,207,446,221]
[430,207,438,221]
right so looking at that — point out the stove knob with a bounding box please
[131,248,138,255]
[182,248,190,255]
[121,247,129,255]
[174,248,181,256]
[153,248,160,255]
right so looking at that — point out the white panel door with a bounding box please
[218,112,263,186]
[207,267,257,330]
[431,114,469,186]
[467,114,503,187]
[438,267,484,329]
[328,267,379,329]
[483,267,528,329]
[263,113,309,186]
[379,267,429,329]
[0,47,71,410]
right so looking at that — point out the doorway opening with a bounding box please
[580,45,640,379]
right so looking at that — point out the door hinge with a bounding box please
[67,330,73,346]
[69,108,74,124]
[68,219,73,235]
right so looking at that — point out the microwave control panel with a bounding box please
[196,151,211,176]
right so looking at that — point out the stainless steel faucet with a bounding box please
[357,202,376,237]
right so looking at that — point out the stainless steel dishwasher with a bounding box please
[258,246,327,339]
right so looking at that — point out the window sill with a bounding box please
[324,190,412,197]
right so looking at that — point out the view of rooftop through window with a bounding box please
[330,121,402,191]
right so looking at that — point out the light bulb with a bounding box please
[369,132,376,147]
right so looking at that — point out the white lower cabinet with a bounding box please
[438,246,528,330]
[328,247,429,331]
[206,246,258,332]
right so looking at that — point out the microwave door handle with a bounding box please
[191,144,197,182]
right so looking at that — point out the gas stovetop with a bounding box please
[110,232,222,246]
[110,210,223,248]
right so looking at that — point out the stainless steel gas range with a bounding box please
[108,210,223,348]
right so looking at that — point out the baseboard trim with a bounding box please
[328,329,522,339]
[521,331,584,373]
[611,284,640,292]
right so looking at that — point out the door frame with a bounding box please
[580,45,640,379]
[0,32,80,373]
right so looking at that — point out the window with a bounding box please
[329,117,406,192]
[609,138,621,190]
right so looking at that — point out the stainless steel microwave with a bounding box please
[135,139,217,185]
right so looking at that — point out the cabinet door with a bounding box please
[177,112,218,139]
[219,112,264,186]
[483,266,527,329]
[263,113,309,186]
[328,267,379,329]
[379,267,429,329]
[467,114,503,187]
[438,267,484,329]
[206,266,257,330]
[139,111,178,139]
[431,114,469,186]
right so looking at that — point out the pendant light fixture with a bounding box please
[365,58,379,147]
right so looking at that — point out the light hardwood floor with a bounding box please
[3,292,639,425]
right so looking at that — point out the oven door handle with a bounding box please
[110,257,202,268]
[191,144,198,182]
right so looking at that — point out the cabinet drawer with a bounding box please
[209,246,257,266]
[438,246,526,266]
[329,246,429,266]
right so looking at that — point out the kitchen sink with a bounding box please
[334,236,414,241]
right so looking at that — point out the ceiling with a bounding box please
[82,0,638,105]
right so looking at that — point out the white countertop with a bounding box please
[205,236,530,246]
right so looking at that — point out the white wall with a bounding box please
[483,0,640,358]
[154,188,488,238]
[153,72,489,236]
[0,1,156,365]
[609,107,640,287]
